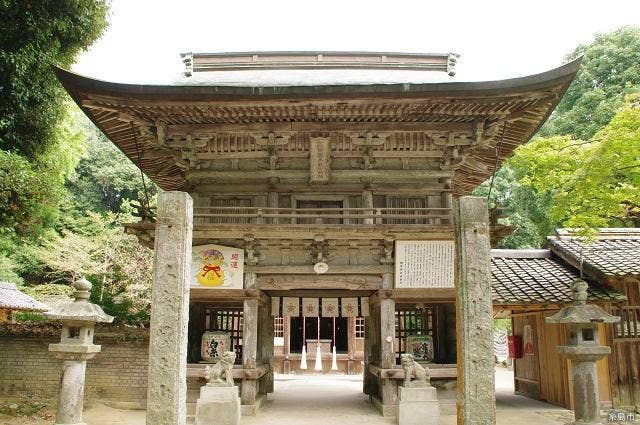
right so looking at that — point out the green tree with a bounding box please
[479,26,640,247]
[32,212,153,325]
[67,119,157,215]
[508,95,640,235]
[0,0,109,161]
[0,150,61,238]
[541,26,640,140]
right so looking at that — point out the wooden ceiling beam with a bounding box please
[184,169,454,182]
[191,183,450,194]
[142,150,447,161]
[167,121,474,134]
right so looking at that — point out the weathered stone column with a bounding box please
[379,272,397,416]
[546,279,619,425]
[45,278,114,425]
[56,361,87,424]
[452,196,495,425]
[147,191,193,425]
[242,272,259,406]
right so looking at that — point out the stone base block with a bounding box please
[195,385,241,425]
[398,386,440,425]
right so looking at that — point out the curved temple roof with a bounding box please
[54,57,581,195]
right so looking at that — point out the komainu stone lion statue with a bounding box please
[401,353,430,387]
[204,351,236,386]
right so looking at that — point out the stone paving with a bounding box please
[1,368,577,425]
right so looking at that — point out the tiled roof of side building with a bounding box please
[490,249,626,306]
[547,228,640,280]
[0,282,50,312]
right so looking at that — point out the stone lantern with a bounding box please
[546,279,620,425]
[45,278,114,425]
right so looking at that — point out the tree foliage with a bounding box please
[68,120,157,214]
[541,26,640,140]
[508,95,640,235]
[0,0,109,160]
[31,212,153,325]
[0,150,61,237]
[480,27,640,247]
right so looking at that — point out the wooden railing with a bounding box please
[193,207,451,226]
[612,306,640,340]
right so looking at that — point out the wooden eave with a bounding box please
[54,59,580,195]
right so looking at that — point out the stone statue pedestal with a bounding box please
[397,385,440,425]
[195,385,241,425]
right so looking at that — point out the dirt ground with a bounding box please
[0,368,579,425]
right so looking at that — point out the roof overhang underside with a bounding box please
[54,59,580,195]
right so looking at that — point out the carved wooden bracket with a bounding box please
[280,239,292,265]
[155,120,167,146]
[250,132,292,170]
[310,234,329,264]
[380,236,394,264]
[244,234,261,266]
[347,132,391,169]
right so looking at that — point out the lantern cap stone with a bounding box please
[545,278,620,324]
[44,277,114,324]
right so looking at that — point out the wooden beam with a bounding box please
[192,183,450,195]
[190,288,260,301]
[167,121,474,134]
[265,289,375,298]
[246,265,391,274]
[257,274,381,290]
[185,169,454,182]
[388,288,456,300]
[144,150,447,161]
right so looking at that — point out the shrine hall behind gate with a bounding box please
[54,51,581,423]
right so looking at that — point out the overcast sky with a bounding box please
[74,0,640,84]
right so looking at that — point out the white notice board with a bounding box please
[395,240,455,288]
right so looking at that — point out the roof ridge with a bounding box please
[491,249,550,259]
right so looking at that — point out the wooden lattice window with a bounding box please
[612,306,640,340]
[204,307,243,364]
[274,317,284,338]
[208,197,253,224]
[385,197,430,224]
[395,306,434,363]
[355,317,365,339]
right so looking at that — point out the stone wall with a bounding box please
[0,326,149,407]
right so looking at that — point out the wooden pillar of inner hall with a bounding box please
[380,272,397,416]
[453,196,495,425]
[146,191,193,425]
[242,272,259,406]
[258,292,274,395]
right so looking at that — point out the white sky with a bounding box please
[74,0,640,84]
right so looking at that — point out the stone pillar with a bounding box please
[242,272,259,406]
[147,191,193,425]
[379,272,398,415]
[55,360,87,424]
[452,196,495,425]
[572,361,601,422]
